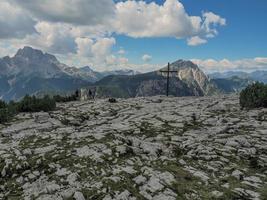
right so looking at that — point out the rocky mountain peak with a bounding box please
[170,59,198,70]
[15,46,58,63]
[158,59,218,95]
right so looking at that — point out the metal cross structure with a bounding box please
[159,62,179,96]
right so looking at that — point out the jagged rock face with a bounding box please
[2,46,63,79]
[136,78,200,97]
[62,66,103,83]
[158,60,219,95]
[0,47,92,100]
[136,80,167,97]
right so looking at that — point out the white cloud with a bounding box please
[1,0,226,44]
[191,58,267,73]
[91,38,116,58]
[13,0,115,26]
[187,36,207,46]
[117,49,125,55]
[75,37,116,66]
[27,21,77,54]
[202,12,226,37]
[254,57,267,64]
[76,37,116,58]
[114,0,225,42]
[105,55,128,66]
[0,0,227,71]
[0,1,36,39]
[142,54,152,62]
[75,37,94,57]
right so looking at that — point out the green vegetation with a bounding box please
[0,100,18,123]
[0,90,79,124]
[18,95,56,112]
[240,82,267,108]
[53,90,79,102]
[0,95,56,123]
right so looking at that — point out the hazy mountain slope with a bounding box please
[2,77,90,100]
[209,70,267,83]
[212,76,254,93]
[209,71,249,79]
[250,70,267,83]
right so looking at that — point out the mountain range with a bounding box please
[92,60,219,98]
[0,46,263,101]
[209,71,267,83]
[0,47,139,100]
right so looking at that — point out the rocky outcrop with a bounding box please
[158,60,219,95]
[94,61,220,98]
[136,78,198,97]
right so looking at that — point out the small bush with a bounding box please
[240,82,267,109]
[108,98,117,103]
[0,100,7,109]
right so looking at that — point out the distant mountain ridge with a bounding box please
[92,60,220,98]
[212,76,254,93]
[0,46,140,100]
[209,71,267,83]
[0,46,258,101]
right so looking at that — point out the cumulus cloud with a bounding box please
[254,57,267,64]
[0,1,36,39]
[117,49,125,55]
[0,0,228,71]
[105,55,128,66]
[114,0,225,41]
[187,36,207,46]
[202,12,226,37]
[26,22,77,54]
[12,0,115,26]
[191,58,267,73]
[76,37,115,57]
[142,54,152,62]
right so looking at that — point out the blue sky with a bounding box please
[0,0,267,72]
[114,0,267,64]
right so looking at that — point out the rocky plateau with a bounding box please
[0,95,267,199]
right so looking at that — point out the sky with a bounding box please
[0,0,267,73]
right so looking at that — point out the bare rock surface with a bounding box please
[0,95,267,199]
